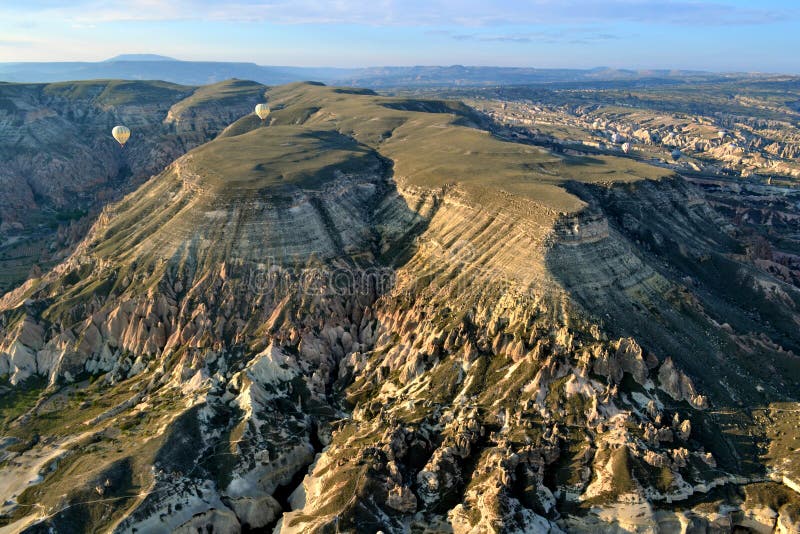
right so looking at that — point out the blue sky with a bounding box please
[0,0,798,72]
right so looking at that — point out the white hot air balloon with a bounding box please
[611,133,623,144]
[112,125,130,147]
[254,103,271,121]
[671,149,682,161]
[621,142,631,154]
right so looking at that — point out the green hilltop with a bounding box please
[220,82,675,212]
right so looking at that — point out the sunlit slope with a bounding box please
[81,126,383,267]
[166,79,265,117]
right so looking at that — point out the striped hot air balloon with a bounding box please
[112,125,130,147]
[254,103,271,121]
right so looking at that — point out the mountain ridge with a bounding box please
[1,59,785,87]
[104,54,177,62]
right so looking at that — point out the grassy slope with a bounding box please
[188,126,378,193]
[167,79,265,116]
[40,79,193,106]
[263,82,674,212]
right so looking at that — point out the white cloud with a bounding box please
[1,0,796,26]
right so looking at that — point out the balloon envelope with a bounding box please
[671,149,682,161]
[621,142,631,154]
[255,103,271,120]
[112,125,130,146]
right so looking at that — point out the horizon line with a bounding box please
[0,58,796,77]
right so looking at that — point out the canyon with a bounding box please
[0,81,799,533]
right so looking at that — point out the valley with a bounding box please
[0,80,799,533]
[0,78,267,294]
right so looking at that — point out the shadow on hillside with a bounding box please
[545,178,800,474]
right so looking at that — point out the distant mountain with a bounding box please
[0,60,320,86]
[335,65,728,87]
[0,58,759,88]
[104,54,177,62]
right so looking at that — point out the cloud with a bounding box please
[0,0,796,26]
[0,39,35,47]
[449,27,628,45]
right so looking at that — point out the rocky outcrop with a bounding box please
[173,509,241,534]
[657,358,708,409]
[591,337,654,386]
[228,495,282,529]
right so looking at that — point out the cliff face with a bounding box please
[550,178,800,405]
[1,83,799,534]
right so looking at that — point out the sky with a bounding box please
[0,0,798,73]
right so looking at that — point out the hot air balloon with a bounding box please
[621,142,631,154]
[255,103,271,121]
[112,125,130,147]
[671,149,682,161]
[611,133,623,144]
